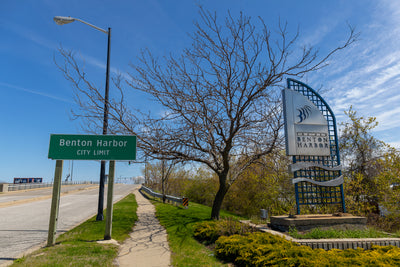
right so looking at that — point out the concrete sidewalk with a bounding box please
[116,188,171,267]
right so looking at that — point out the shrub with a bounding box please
[193,219,257,245]
[215,233,306,266]
[215,231,400,266]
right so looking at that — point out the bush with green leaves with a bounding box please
[215,232,400,266]
[193,219,257,245]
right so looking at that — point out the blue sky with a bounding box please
[1,0,399,183]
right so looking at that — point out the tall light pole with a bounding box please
[54,16,111,221]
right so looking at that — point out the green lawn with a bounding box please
[152,200,244,267]
[9,191,400,267]
[11,193,138,267]
[289,226,400,239]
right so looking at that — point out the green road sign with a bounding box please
[48,134,137,160]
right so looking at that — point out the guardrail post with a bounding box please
[182,197,189,208]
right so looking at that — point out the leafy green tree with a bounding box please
[340,106,384,179]
[340,106,396,216]
[224,151,293,216]
[375,147,400,220]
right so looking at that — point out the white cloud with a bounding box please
[0,82,73,103]
[300,19,340,47]
[2,21,59,51]
[306,1,400,138]
[3,21,130,82]
[375,107,400,131]
[82,54,130,80]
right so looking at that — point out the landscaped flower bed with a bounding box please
[194,220,400,266]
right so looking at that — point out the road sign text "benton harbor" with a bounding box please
[59,139,128,148]
[48,134,136,161]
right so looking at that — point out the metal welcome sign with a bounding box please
[283,79,345,214]
[46,134,137,246]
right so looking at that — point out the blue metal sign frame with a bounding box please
[287,78,346,214]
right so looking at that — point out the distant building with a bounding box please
[13,178,43,184]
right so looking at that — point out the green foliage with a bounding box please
[344,173,380,216]
[340,106,400,231]
[185,211,400,266]
[193,219,257,245]
[289,227,393,239]
[215,232,400,266]
[340,106,384,176]
[223,152,293,217]
[340,106,385,215]
[376,148,400,217]
[193,220,220,244]
[151,106,400,231]
[162,153,294,218]
[183,177,219,207]
[148,166,219,207]
[153,200,242,267]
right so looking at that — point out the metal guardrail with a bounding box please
[6,181,98,192]
[140,185,188,207]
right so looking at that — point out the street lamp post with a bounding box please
[54,16,111,221]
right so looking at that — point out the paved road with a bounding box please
[0,184,137,266]
[0,184,99,206]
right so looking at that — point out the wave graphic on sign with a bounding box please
[297,105,312,123]
[292,176,344,187]
[289,162,342,172]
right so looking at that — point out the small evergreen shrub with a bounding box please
[193,220,219,244]
[215,232,400,266]
[193,218,400,266]
[193,219,257,245]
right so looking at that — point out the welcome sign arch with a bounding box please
[283,78,346,214]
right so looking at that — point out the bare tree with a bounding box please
[144,159,179,203]
[56,7,357,219]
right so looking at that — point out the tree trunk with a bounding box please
[162,181,166,203]
[162,160,166,203]
[211,174,229,220]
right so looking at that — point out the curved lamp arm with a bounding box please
[53,16,108,34]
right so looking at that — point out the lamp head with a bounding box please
[53,16,75,25]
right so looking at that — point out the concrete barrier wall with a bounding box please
[0,184,8,193]
[1,181,98,192]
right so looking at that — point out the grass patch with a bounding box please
[289,227,396,239]
[152,200,244,267]
[11,193,138,267]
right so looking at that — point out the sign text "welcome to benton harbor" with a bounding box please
[48,134,136,160]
